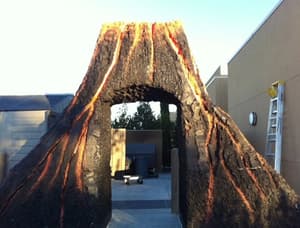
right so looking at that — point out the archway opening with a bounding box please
[108,85,184,226]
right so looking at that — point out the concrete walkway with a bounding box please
[107,173,182,228]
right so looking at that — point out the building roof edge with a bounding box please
[228,0,284,65]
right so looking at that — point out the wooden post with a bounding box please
[171,148,179,213]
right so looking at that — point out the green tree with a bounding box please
[130,102,160,129]
[111,102,160,130]
[111,103,131,128]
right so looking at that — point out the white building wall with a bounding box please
[0,110,48,170]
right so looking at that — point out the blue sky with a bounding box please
[0,0,280,96]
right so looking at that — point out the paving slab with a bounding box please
[108,173,182,228]
[108,209,182,228]
[111,173,171,201]
[112,199,170,209]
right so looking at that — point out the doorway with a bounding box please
[109,100,182,227]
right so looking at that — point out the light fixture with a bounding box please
[249,112,257,126]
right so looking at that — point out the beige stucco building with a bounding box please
[205,66,228,112]
[206,0,300,194]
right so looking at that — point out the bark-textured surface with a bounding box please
[0,21,299,228]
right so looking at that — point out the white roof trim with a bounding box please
[206,75,228,88]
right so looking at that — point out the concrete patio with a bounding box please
[107,173,182,228]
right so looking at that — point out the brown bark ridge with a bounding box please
[0,21,299,228]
